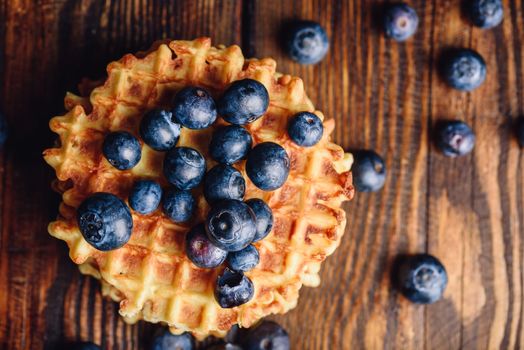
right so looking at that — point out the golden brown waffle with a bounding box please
[43,38,354,339]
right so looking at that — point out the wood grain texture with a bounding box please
[0,0,523,349]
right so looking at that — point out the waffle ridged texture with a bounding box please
[43,38,354,339]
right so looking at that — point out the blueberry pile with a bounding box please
[77,77,325,309]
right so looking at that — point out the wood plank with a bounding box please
[247,0,432,348]
[0,1,241,349]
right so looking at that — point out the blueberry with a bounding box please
[442,49,486,91]
[214,268,254,308]
[102,131,142,170]
[205,199,257,252]
[204,165,246,204]
[129,180,162,215]
[246,142,290,191]
[185,224,227,269]
[69,342,101,350]
[245,198,273,242]
[217,79,269,125]
[242,321,290,350]
[285,20,329,65]
[435,120,475,157]
[163,188,195,222]
[77,192,133,251]
[205,344,243,350]
[516,117,524,148]
[352,150,386,192]
[139,109,181,151]
[0,112,8,146]
[393,254,448,304]
[468,0,503,29]
[209,125,253,164]
[151,329,195,350]
[287,112,324,147]
[163,146,206,190]
[172,86,217,129]
[383,3,419,42]
[227,245,259,272]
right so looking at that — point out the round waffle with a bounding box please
[43,38,354,339]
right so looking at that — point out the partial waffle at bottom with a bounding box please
[43,38,354,338]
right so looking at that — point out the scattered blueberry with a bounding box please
[205,199,257,252]
[442,49,486,91]
[70,342,101,350]
[285,20,329,65]
[352,150,387,192]
[102,131,142,170]
[287,111,324,147]
[242,321,290,350]
[163,146,206,190]
[209,125,253,164]
[214,268,254,308]
[245,198,273,242]
[151,329,195,350]
[163,188,195,223]
[77,192,133,251]
[139,109,181,151]
[435,120,475,157]
[227,245,259,272]
[0,112,7,146]
[393,254,448,304]
[468,0,503,29]
[383,3,419,42]
[172,86,217,129]
[129,180,162,215]
[185,224,227,269]
[516,117,524,148]
[217,79,269,125]
[204,164,246,204]
[246,142,290,191]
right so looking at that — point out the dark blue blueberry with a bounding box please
[383,3,419,42]
[285,21,329,65]
[516,117,524,148]
[102,131,142,170]
[172,86,217,129]
[435,120,475,157]
[77,192,133,251]
[69,342,101,350]
[352,150,386,192]
[394,254,448,304]
[205,199,257,252]
[245,198,273,242]
[185,224,227,269]
[227,245,259,272]
[246,142,290,191]
[241,321,290,350]
[209,125,253,164]
[204,165,246,204]
[163,146,206,190]
[163,188,195,223]
[214,268,254,308]
[468,0,503,29]
[139,109,181,151]
[129,180,162,215]
[0,112,7,146]
[442,49,486,91]
[205,344,243,350]
[217,79,269,125]
[151,329,195,350]
[287,112,324,147]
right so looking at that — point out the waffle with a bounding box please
[43,38,354,339]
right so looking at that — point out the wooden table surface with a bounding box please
[1,0,524,349]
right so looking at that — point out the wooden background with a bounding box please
[0,0,523,349]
